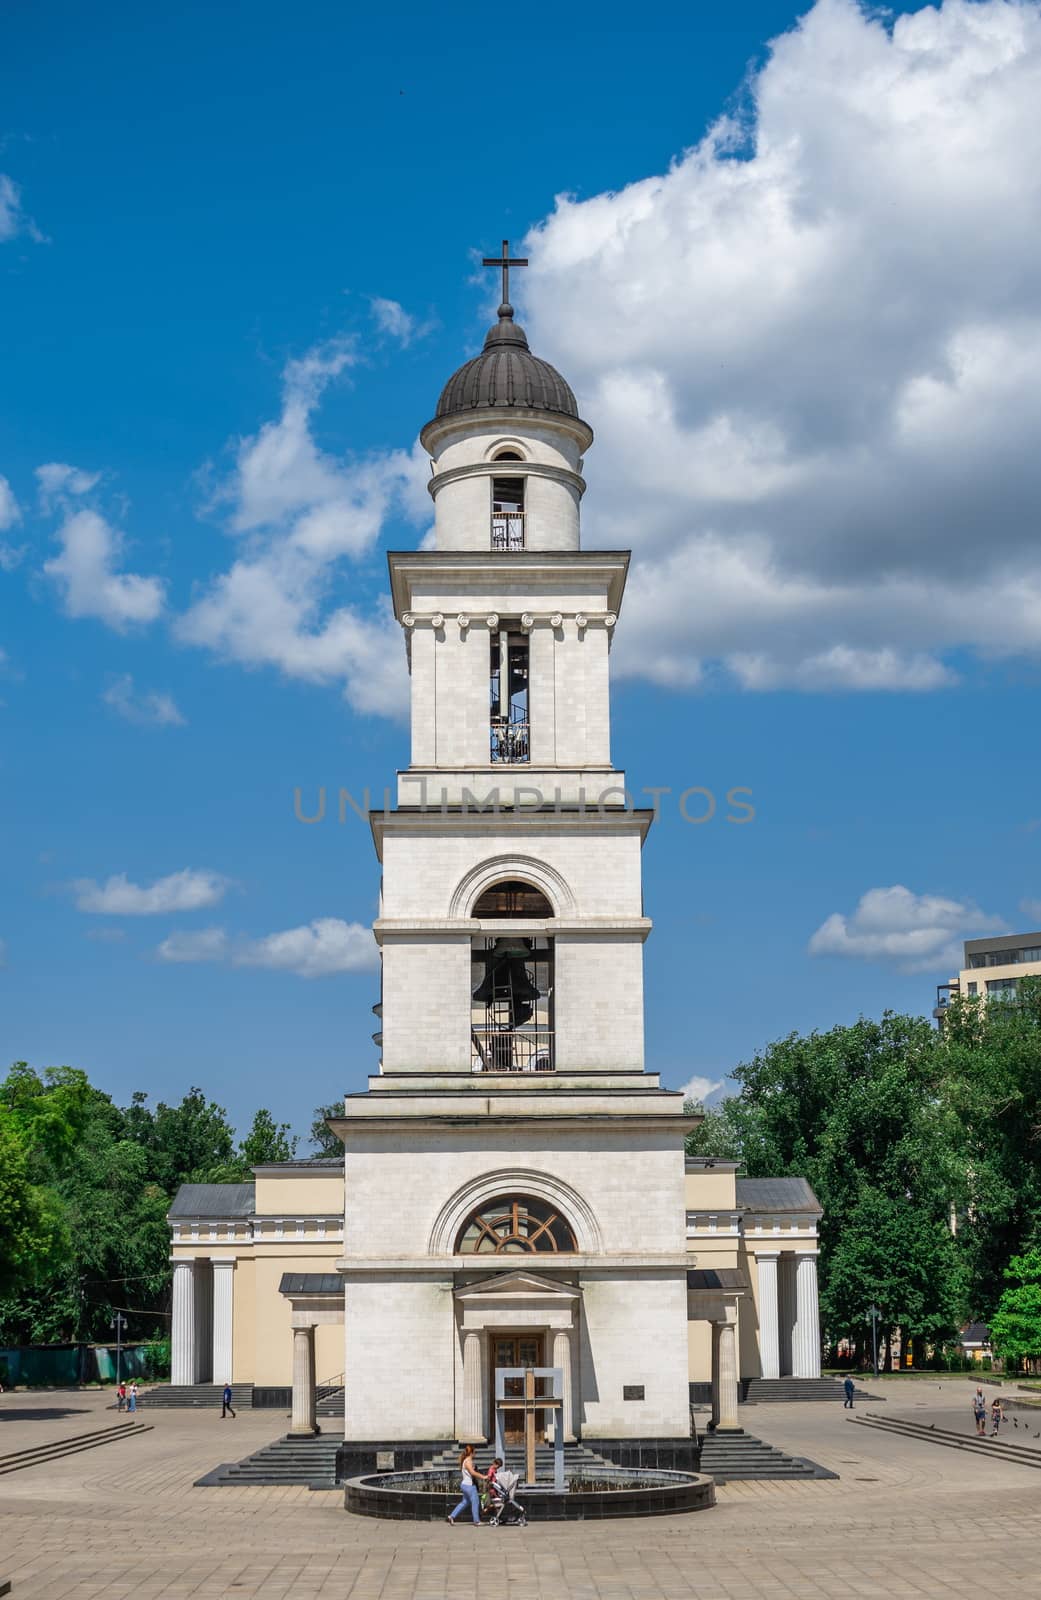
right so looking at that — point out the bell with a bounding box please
[472,938,539,1023]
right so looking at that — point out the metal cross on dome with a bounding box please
[483,239,528,306]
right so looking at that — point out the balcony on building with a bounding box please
[491,475,524,551]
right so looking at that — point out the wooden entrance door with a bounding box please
[491,1333,543,1445]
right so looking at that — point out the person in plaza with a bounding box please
[973,1387,987,1437]
[127,1381,137,1413]
[480,1456,503,1515]
[990,1396,1004,1436]
[447,1443,486,1525]
[221,1382,236,1419]
[116,1380,127,1412]
[843,1375,855,1409]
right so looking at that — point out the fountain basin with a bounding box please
[344,1465,715,1520]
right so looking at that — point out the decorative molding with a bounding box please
[486,612,499,630]
[427,1167,604,1256]
[448,853,577,918]
[520,613,534,632]
[457,613,470,632]
[550,613,563,629]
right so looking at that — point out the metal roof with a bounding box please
[278,1273,342,1296]
[168,1182,255,1220]
[431,305,582,424]
[735,1177,822,1215]
[250,1157,344,1171]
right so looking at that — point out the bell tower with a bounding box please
[336,245,692,1449]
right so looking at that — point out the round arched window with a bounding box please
[472,879,553,919]
[456,1194,577,1254]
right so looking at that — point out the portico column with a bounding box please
[290,1324,318,1435]
[792,1252,822,1379]
[711,1312,740,1431]
[460,1329,486,1443]
[551,1327,576,1443]
[757,1252,780,1380]
[211,1258,235,1386]
[170,1259,195,1386]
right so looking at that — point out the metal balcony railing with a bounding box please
[471,1027,554,1073]
[490,717,529,764]
[491,511,525,551]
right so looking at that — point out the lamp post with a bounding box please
[866,1304,881,1380]
[111,1311,127,1388]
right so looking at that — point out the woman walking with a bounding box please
[447,1444,485,1526]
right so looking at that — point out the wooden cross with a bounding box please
[482,238,528,306]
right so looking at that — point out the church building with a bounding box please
[168,247,823,1451]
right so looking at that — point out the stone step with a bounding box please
[195,1432,343,1490]
[0,1421,152,1477]
[853,1412,1041,1469]
[698,1429,834,1482]
[742,1378,881,1403]
[135,1383,255,1409]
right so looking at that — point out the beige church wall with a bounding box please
[246,1247,344,1386]
[402,574,615,621]
[579,1270,690,1437]
[380,932,471,1072]
[345,1274,456,1441]
[314,1323,342,1386]
[683,1170,738,1210]
[232,1256,255,1381]
[340,1125,686,1261]
[431,625,487,767]
[432,473,497,551]
[253,1173,344,1215]
[554,935,645,1071]
[687,1317,713,1383]
[553,625,611,769]
[430,469,581,553]
[409,625,436,766]
[522,472,581,552]
[738,1242,763,1379]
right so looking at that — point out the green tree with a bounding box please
[128,1086,238,1188]
[940,977,1041,1315]
[989,1247,1041,1369]
[0,1109,64,1298]
[309,1101,344,1158]
[239,1108,298,1167]
[690,1014,962,1356]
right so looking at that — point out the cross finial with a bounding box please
[482,238,528,309]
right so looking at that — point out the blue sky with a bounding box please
[3,0,1041,1138]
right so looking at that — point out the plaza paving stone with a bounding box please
[1,1381,1040,1598]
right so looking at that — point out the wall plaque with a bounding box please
[623,1385,645,1401]
[375,1450,395,1470]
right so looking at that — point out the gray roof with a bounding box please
[735,1177,822,1215]
[169,1182,255,1220]
[431,305,582,425]
[278,1273,342,1296]
[687,1268,747,1292]
[250,1157,343,1171]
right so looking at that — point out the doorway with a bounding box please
[490,1333,544,1444]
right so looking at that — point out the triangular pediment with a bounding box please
[454,1269,580,1302]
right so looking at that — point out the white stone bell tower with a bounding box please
[333,246,692,1449]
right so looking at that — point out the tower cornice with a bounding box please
[387,548,630,622]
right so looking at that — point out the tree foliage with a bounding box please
[989,1248,1041,1366]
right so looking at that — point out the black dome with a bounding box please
[433,303,579,422]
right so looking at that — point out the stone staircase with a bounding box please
[316,1384,345,1418]
[135,1382,255,1409]
[742,1377,881,1403]
[195,1431,343,1489]
[697,1428,835,1481]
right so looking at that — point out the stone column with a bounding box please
[170,1259,195,1386]
[711,1314,740,1431]
[460,1329,486,1443]
[551,1327,576,1442]
[793,1253,822,1379]
[290,1325,318,1435]
[757,1252,780,1380]
[210,1259,235,1386]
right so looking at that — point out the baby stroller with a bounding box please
[487,1467,527,1527]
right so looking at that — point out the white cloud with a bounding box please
[36,462,102,513]
[72,868,229,916]
[370,297,432,346]
[677,1074,725,1105]
[1019,899,1041,924]
[523,0,1041,693]
[157,927,229,963]
[43,508,164,631]
[177,338,428,716]
[0,475,20,532]
[808,884,1007,973]
[153,915,377,977]
[102,674,185,727]
[0,174,44,244]
[233,916,377,977]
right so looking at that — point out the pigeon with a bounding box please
[1013,1417,1019,1428]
